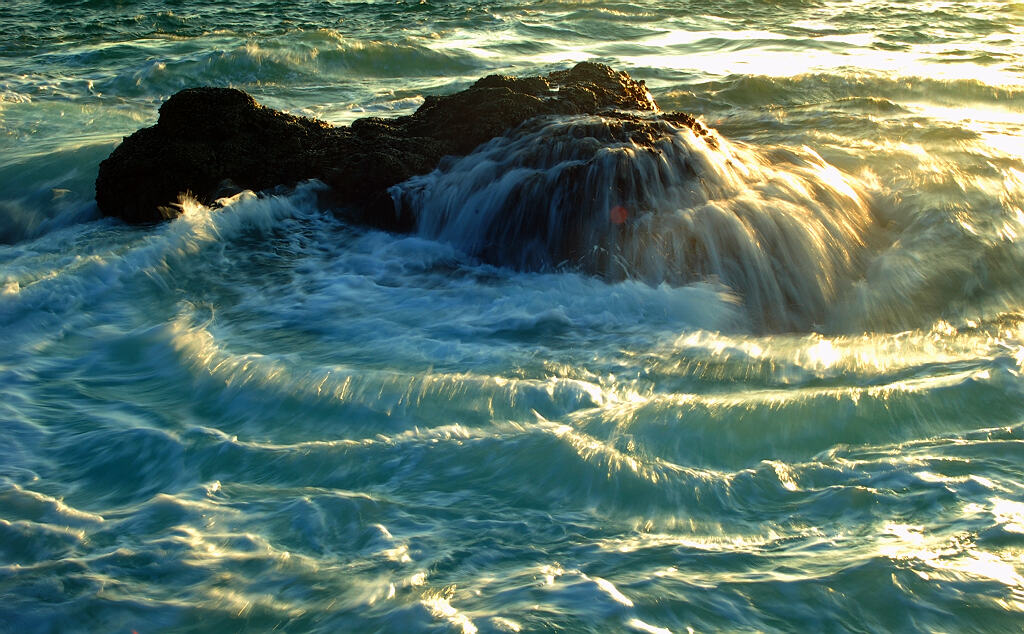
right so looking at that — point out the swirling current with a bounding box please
[2,1,1024,631]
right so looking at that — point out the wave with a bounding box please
[830,167,1024,331]
[391,113,877,331]
[0,144,111,245]
[661,72,1024,114]
[76,31,486,102]
[0,183,323,348]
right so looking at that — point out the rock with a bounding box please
[95,63,697,227]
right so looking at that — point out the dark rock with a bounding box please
[95,63,702,226]
[95,87,330,223]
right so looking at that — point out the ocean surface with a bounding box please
[2,0,1024,631]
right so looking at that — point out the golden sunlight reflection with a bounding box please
[667,321,1010,381]
[881,522,1024,590]
[906,103,1024,157]
[429,30,506,60]
[609,29,1024,86]
[421,586,478,634]
[767,460,800,492]
[802,338,841,371]
[594,368,993,428]
[202,587,295,620]
[169,307,629,427]
[540,563,564,586]
[626,618,674,634]
[593,576,634,607]
[597,530,784,556]
[549,419,679,484]
[991,498,1024,534]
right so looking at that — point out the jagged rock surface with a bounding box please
[95,63,689,226]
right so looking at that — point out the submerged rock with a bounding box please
[95,63,699,226]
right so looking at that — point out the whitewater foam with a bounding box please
[392,114,876,330]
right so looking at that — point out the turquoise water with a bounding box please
[3,0,1024,631]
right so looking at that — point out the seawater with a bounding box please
[2,1,1024,631]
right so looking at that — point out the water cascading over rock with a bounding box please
[95,63,877,330]
[392,113,874,331]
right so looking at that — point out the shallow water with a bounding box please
[2,1,1024,631]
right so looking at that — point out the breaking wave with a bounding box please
[392,114,878,331]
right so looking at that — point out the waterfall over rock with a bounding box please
[392,113,876,331]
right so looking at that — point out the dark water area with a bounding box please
[2,1,1024,631]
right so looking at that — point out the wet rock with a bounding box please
[95,63,699,226]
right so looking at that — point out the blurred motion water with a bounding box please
[2,1,1024,631]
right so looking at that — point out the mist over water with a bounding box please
[2,1,1024,631]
